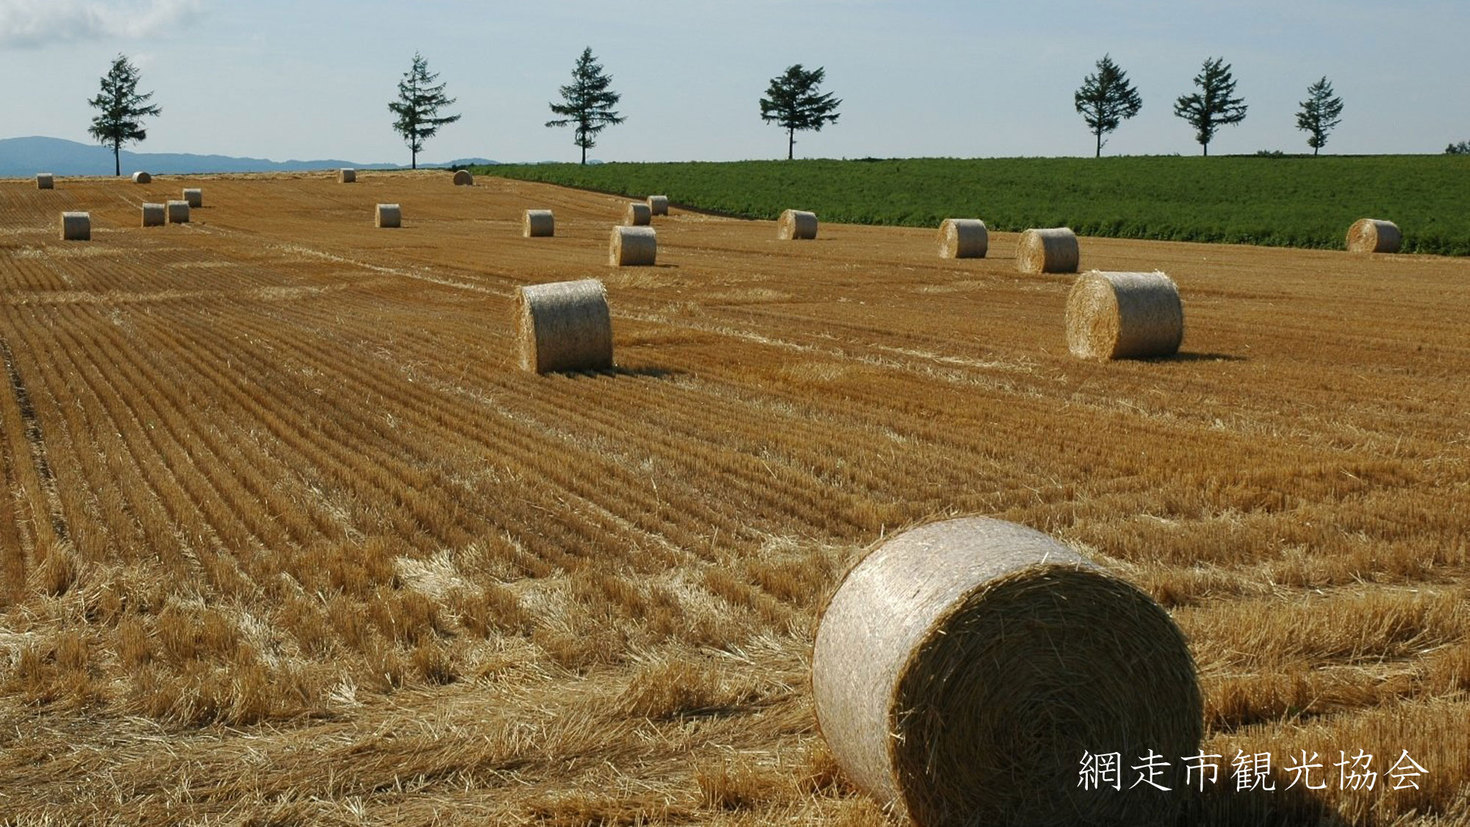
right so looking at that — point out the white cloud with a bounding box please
[0,0,202,48]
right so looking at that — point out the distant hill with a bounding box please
[0,136,495,177]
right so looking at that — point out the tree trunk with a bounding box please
[114,138,120,177]
[787,127,794,161]
[411,146,417,170]
[1313,145,1320,157]
[580,143,586,166]
[1095,130,1102,159]
[1203,142,1209,158]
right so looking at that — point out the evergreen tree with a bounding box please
[87,54,161,177]
[546,48,625,166]
[388,52,460,170]
[1074,55,1143,158]
[759,64,842,160]
[1173,57,1248,156]
[1296,76,1344,156]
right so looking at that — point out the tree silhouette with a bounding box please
[1296,76,1344,156]
[546,48,625,166]
[1173,57,1248,156]
[388,52,460,170]
[87,54,161,177]
[1075,55,1143,158]
[760,64,842,160]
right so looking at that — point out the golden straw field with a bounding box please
[1,170,1467,825]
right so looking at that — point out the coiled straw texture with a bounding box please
[1065,270,1184,360]
[1017,227,1079,274]
[1347,218,1401,253]
[515,279,613,374]
[938,218,988,258]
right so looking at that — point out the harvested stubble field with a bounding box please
[0,170,1467,825]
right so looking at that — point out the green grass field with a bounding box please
[477,155,1470,256]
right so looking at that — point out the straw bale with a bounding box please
[36,173,54,190]
[777,209,818,240]
[166,200,190,224]
[182,188,203,208]
[937,218,988,259]
[813,516,1201,827]
[59,212,90,241]
[647,195,669,216]
[624,202,652,226]
[1347,218,1402,253]
[376,204,401,228]
[523,209,555,238]
[1066,270,1184,360]
[452,169,473,186]
[515,278,613,373]
[131,171,151,184]
[609,226,657,266]
[339,168,356,183]
[141,203,166,227]
[1016,227,1079,274]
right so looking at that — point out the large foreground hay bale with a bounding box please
[59,212,90,241]
[624,201,652,226]
[339,168,356,183]
[182,188,203,208]
[813,516,1201,827]
[1347,218,1401,253]
[777,209,818,240]
[938,218,988,258]
[376,204,401,228]
[609,226,657,266]
[452,169,473,186]
[1017,227,1079,274]
[647,195,669,216]
[515,279,613,373]
[131,171,151,184]
[166,200,190,224]
[1066,270,1184,360]
[36,173,54,190]
[141,203,165,227]
[523,209,555,238]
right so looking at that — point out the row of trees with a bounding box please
[1075,55,1345,157]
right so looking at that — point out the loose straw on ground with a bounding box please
[339,168,356,183]
[609,226,656,266]
[624,202,651,226]
[1017,227,1079,273]
[36,173,53,190]
[515,279,613,373]
[183,188,203,208]
[938,218,988,258]
[813,516,1201,827]
[376,204,401,228]
[141,203,165,227]
[778,209,817,240]
[453,170,473,186]
[59,212,90,241]
[131,171,151,184]
[647,195,669,216]
[1347,218,1401,253]
[523,210,554,238]
[1066,270,1184,360]
[166,201,190,224]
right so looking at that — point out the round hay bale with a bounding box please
[376,204,401,228]
[182,188,203,208]
[141,203,166,227]
[166,200,190,224]
[59,212,90,241]
[36,173,54,190]
[452,169,473,186]
[339,168,357,184]
[647,195,669,216]
[515,278,613,374]
[624,201,652,226]
[777,209,818,240]
[1017,227,1079,274]
[523,209,555,238]
[131,171,152,184]
[938,218,988,259]
[813,516,1201,827]
[1066,270,1184,360]
[1347,218,1401,253]
[609,226,657,266]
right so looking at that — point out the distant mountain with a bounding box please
[0,136,496,177]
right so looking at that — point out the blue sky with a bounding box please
[2,0,1466,164]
